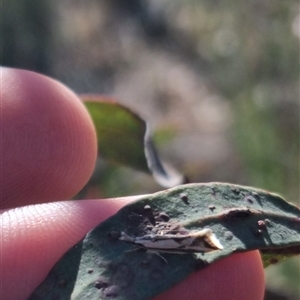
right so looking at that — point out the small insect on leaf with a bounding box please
[119,228,223,254]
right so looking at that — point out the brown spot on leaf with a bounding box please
[245,195,255,204]
[232,187,240,194]
[180,193,189,205]
[95,278,109,289]
[208,205,216,211]
[258,220,266,228]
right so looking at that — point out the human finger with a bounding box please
[1,67,97,209]
[1,197,264,300]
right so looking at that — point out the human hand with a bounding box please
[0,67,265,300]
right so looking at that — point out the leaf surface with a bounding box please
[30,183,300,300]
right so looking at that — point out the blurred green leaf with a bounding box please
[82,96,185,188]
[31,183,300,300]
[84,97,149,172]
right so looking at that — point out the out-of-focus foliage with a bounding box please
[82,97,185,188]
[3,0,299,298]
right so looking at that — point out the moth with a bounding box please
[119,228,223,254]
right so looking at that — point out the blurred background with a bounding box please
[3,0,299,299]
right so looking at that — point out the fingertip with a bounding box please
[154,251,265,300]
[1,67,97,208]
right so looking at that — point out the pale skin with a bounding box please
[0,67,265,300]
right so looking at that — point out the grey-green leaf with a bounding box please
[30,183,300,300]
